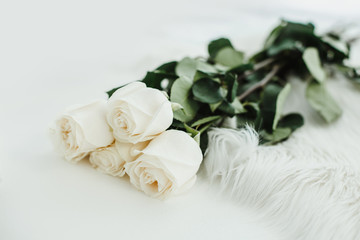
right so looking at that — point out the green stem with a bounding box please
[238,58,276,81]
[238,64,282,101]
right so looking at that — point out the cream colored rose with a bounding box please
[50,100,114,163]
[125,130,203,199]
[107,82,173,143]
[89,141,149,177]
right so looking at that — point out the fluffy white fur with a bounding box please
[204,77,360,240]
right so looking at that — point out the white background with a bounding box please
[1,0,359,239]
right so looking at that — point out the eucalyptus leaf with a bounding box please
[171,77,200,122]
[176,57,197,80]
[193,71,208,82]
[210,101,222,112]
[273,83,291,129]
[217,98,245,116]
[227,63,253,74]
[261,83,290,132]
[214,47,244,67]
[306,81,342,123]
[142,71,175,90]
[271,21,315,45]
[139,61,178,90]
[303,47,326,83]
[261,127,292,144]
[322,36,349,56]
[231,98,245,114]
[192,78,224,104]
[196,59,218,74]
[236,102,260,128]
[106,86,121,98]
[224,73,238,102]
[218,100,235,115]
[231,78,239,102]
[208,38,233,59]
[264,24,283,49]
[277,113,304,131]
[267,39,300,56]
[156,61,178,73]
[171,102,183,112]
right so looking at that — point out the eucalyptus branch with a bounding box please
[253,58,277,72]
[107,20,357,146]
[238,58,276,81]
[238,64,282,101]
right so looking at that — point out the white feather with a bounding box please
[203,77,360,240]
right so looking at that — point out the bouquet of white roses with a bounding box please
[51,82,202,199]
[51,20,359,199]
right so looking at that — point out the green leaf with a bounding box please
[192,78,224,104]
[107,86,121,98]
[193,71,208,82]
[218,101,235,115]
[321,36,349,56]
[264,24,284,49]
[199,122,214,133]
[142,71,175,90]
[208,38,233,59]
[270,20,315,45]
[191,115,221,127]
[156,61,177,73]
[227,63,253,74]
[217,99,245,116]
[260,83,291,132]
[171,102,183,112]
[214,63,230,72]
[273,83,291,129]
[196,59,218,74]
[231,98,245,114]
[236,102,260,128]
[184,123,200,137]
[170,77,200,122]
[303,47,326,83]
[176,57,197,80]
[306,81,342,123]
[224,73,238,102]
[210,101,222,112]
[261,127,292,144]
[267,39,299,56]
[214,47,244,67]
[277,113,304,131]
[139,61,178,90]
[231,79,239,102]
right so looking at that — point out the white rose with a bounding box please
[125,130,203,199]
[89,141,150,177]
[50,100,114,163]
[107,82,173,143]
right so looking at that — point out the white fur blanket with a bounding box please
[204,77,360,240]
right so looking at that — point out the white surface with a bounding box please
[1,0,359,239]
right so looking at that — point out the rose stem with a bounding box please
[237,64,282,101]
[237,58,276,81]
